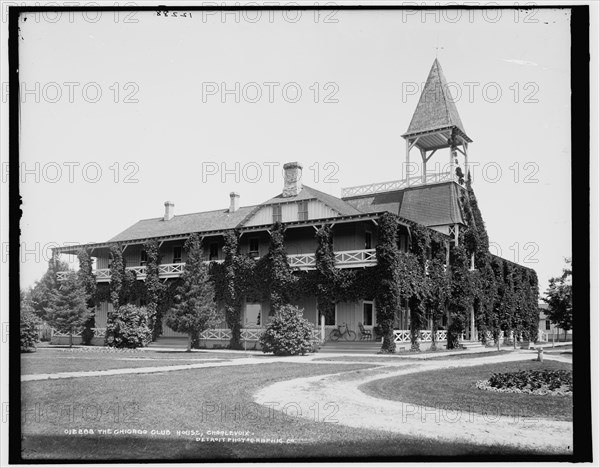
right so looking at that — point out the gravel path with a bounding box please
[254,352,572,453]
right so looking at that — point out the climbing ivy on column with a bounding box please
[222,230,244,349]
[263,222,296,312]
[77,247,97,345]
[315,225,337,324]
[144,239,164,341]
[375,212,401,353]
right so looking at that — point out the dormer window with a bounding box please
[272,205,282,223]
[298,200,308,221]
[173,246,182,264]
[140,250,148,266]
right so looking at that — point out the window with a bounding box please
[363,301,374,326]
[545,320,551,331]
[209,242,219,261]
[298,200,308,221]
[399,234,409,252]
[249,237,260,258]
[140,250,148,266]
[320,302,336,326]
[272,205,282,223]
[173,246,182,263]
[365,231,372,250]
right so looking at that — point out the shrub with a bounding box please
[488,369,572,392]
[20,306,41,352]
[105,304,152,349]
[259,304,314,356]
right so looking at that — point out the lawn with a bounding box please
[21,349,247,375]
[20,361,553,461]
[312,351,512,363]
[360,359,573,422]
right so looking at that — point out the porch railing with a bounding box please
[287,248,377,271]
[392,329,449,344]
[58,249,378,281]
[198,327,322,343]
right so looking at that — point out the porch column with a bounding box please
[469,305,475,341]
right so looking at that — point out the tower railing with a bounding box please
[341,171,453,198]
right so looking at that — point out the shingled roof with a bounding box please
[108,205,257,242]
[343,181,465,227]
[403,59,469,138]
[108,185,363,243]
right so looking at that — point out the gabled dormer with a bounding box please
[241,162,362,227]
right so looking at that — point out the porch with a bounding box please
[55,248,378,282]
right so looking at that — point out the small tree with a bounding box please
[167,234,222,351]
[44,272,92,347]
[20,292,41,352]
[543,258,572,341]
[259,304,313,356]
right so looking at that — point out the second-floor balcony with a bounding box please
[56,249,378,282]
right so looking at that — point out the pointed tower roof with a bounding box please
[402,59,471,143]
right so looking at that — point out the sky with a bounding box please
[14,6,573,293]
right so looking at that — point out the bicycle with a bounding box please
[329,322,357,342]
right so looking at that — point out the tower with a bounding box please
[402,59,472,186]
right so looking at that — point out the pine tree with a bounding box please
[166,234,222,351]
[44,271,92,347]
[30,255,71,320]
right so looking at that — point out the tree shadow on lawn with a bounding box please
[20,433,570,462]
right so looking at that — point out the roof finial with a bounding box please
[435,45,444,59]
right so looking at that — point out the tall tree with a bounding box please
[543,258,572,340]
[44,271,92,347]
[30,255,71,320]
[166,234,222,351]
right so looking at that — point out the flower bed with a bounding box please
[476,369,572,396]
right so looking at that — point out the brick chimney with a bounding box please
[229,192,240,213]
[282,162,303,198]
[163,201,174,221]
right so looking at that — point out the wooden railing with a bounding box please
[287,249,377,271]
[341,171,453,197]
[392,329,448,343]
[198,327,321,343]
[58,249,377,281]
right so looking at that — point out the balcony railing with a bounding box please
[287,248,377,271]
[341,171,453,198]
[57,249,378,282]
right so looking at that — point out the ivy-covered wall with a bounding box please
[85,187,539,351]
